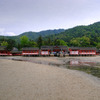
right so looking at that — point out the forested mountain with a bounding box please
[0,29,65,42]
[44,22,100,47]
[1,21,100,49]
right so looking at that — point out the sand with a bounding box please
[0,57,100,100]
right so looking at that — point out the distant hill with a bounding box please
[19,29,65,39]
[44,22,100,46]
[0,29,65,42]
[1,21,100,47]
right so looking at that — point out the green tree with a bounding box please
[7,39,16,50]
[28,40,37,47]
[47,37,51,45]
[97,37,100,42]
[17,43,21,50]
[20,36,29,47]
[70,38,80,46]
[54,39,60,45]
[53,39,67,46]
[79,36,90,47]
[70,36,90,47]
[37,35,43,48]
[1,41,8,46]
[96,42,100,48]
[59,40,67,46]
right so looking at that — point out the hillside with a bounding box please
[0,29,65,42]
[1,22,100,48]
[44,22,100,47]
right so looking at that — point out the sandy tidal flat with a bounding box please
[0,58,100,100]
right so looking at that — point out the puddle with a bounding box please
[69,60,97,66]
[66,60,100,78]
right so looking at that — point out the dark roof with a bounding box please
[69,47,97,50]
[60,46,68,50]
[0,46,7,51]
[11,47,22,53]
[53,46,61,49]
[41,46,53,50]
[41,46,68,50]
[53,46,68,50]
[22,47,39,50]
[11,51,22,53]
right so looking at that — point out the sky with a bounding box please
[0,0,100,36]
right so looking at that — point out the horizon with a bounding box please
[0,21,99,36]
[0,21,100,36]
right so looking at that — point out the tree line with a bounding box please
[0,35,67,50]
[1,22,100,49]
[0,35,100,51]
[43,22,100,48]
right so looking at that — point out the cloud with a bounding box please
[0,28,16,36]
[5,32,16,36]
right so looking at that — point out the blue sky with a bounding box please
[0,0,100,36]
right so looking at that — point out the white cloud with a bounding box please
[5,32,16,36]
[0,28,16,36]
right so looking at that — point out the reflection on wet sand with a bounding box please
[70,60,96,66]
[67,60,100,78]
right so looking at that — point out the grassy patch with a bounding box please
[67,65,100,78]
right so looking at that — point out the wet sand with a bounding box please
[0,56,100,100]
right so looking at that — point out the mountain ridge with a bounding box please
[44,21,100,41]
[0,29,65,42]
[0,21,100,47]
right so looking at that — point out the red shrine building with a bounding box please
[96,49,100,55]
[0,46,98,56]
[22,47,39,56]
[40,46,52,56]
[0,46,12,56]
[40,46,68,56]
[52,46,68,56]
[69,47,97,56]
[11,47,22,56]
[53,46,68,52]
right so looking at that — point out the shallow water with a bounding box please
[65,60,100,78]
